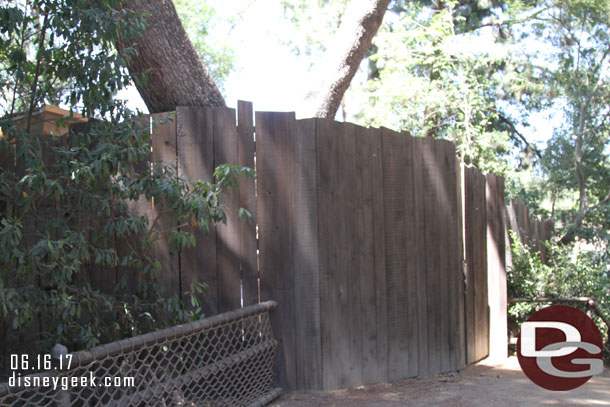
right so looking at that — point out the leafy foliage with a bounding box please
[0,0,250,379]
[349,5,542,177]
[532,0,610,245]
[508,233,610,359]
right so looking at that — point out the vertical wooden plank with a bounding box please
[370,127,388,383]
[478,169,490,361]
[176,107,219,315]
[401,132,420,378]
[529,213,537,249]
[411,137,429,377]
[470,167,481,363]
[433,140,451,373]
[335,123,363,387]
[436,140,459,372]
[514,200,524,242]
[456,161,467,369]
[355,126,379,385]
[422,137,443,374]
[464,166,476,365]
[292,118,322,390]
[151,112,180,298]
[256,111,297,390]
[316,118,335,390]
[521,202,530,244]
[343,123,362,387]
[316,119,353,389]
[237,101,259,307]
[466,167,489,362]
[506,200,519,239]
[381,127,410,381]
[486,174,507,363]
[215,107,242,313]
[540,219,554,264]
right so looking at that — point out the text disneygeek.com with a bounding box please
[9,373,135,391]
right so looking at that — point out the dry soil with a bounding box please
[272,357,610,407]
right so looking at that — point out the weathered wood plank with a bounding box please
[381,127,410,381]
[434,139,451,374]
[401,132,419,378]
[292,118,322,390]
[464,166,476,364]
[486,174,507,363]
[256,111,297,390]
[176,107,218,315]
[316,118,352,389]
[477,169,489,361]
[436,139,459,372]
[422,137,442,374]
[214,107,242,313]
[370,127,388,383]
[465,166,489,363]
[151,112,180,298]
[540,218,554,264]
[355,125,379,384]
[506,200,519,240]
[342,122,362,387]
[456,161,467,369]
[521,201,530,244]
[411,137,429,377]
[237,101,258,307]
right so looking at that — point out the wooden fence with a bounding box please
[6,103,544,391]
[506,199,554,263]
[121,104,509,390]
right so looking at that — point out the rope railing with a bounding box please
[0,300,281,406]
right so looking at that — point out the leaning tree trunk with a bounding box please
[117,0,225,113]
[299,0,391,119]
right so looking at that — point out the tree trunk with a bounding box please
[118,0,389,118]
[117,0,225,113]
[299,0,391,119]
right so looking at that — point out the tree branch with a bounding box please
[26,10,49,134]
[299,0,391,119]
[497,113,543,159]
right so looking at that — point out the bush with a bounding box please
[0,113,251,378]
[507,232,610,360]
[0,0,252,379]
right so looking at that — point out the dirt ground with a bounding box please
[271,357,610,407]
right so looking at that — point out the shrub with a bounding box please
[508,232,610,360]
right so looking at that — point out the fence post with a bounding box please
[51,344,70,407]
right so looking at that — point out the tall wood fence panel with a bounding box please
[253,116,465,389]
[486,174,508,363]
[463,166,489,364]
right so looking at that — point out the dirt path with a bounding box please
[272,357,610,406]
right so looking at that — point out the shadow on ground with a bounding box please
[273,357,610,406]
